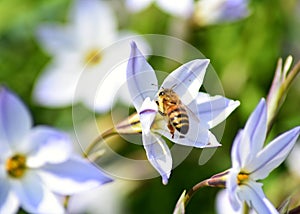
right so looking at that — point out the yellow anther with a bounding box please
[6,154,27,178]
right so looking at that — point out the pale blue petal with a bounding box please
[153,99,213,148]
[33,60,80,107]
[196,93,240,128]
[37,24,75,55]
[0,179,19,214]
[226,168,241,211]
[217,0,249,22]
[160,59,209,105]
[139,97,158,135]
[238,181,278,214]
[230,130,243,169]
[11,171,64,214]
[26,126,72,167]
[216,190,242,214]
[39,156,113,195]
[126,42,158,111]
[239,99,267,166]
[154,118,210,148]
[249,127,300,180]
[0,88,32,150]
[143,133,172,185]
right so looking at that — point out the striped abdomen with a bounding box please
[167,105,189,135]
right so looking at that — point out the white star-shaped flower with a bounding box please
[33,0,150,112]
[0,87,112,213]
[126,42,240,184]
[227,99,300,213]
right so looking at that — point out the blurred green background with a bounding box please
[1,0,300,213]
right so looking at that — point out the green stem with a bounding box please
[184,179,210,206]
[242,202,249,214]
[83,127,118,157]
[184,170,228,206]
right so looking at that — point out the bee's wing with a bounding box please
[184,103,200,124]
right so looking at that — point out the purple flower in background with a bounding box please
[227,99,300,213]
[194,0,249,26]
[0,87,112,213]
[126,42,240,184]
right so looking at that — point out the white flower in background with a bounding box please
[0,87,112,213]
[227,99,300,213]
[127,42,240,184]
[193,0,249,26]
[34,0,150,112]
[68,180,138,214]
[126,0,194,18]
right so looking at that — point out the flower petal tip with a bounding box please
[130,41,137,49]
[162,176,169,185]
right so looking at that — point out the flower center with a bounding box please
[84,49,102,66]
[237,172,250,185]
[5,154,27,178]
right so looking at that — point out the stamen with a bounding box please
[84,49,102,66]
[6,154,27,178]
[237,172,249,185]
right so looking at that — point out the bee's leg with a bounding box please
[167,122,175,138]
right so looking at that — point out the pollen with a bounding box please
[5,154,27,178]
[84,49,102,66]
[237,172,249,185]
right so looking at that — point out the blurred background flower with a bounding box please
[193,0,249,26]
[33,0,150,112]
[0,87,112,213]
[126,0,194,18]
[1,0,300,213]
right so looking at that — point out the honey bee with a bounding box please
[156,88,189,138]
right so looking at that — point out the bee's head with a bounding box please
[158,90,165,97]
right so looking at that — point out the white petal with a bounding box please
[26,126,72,167]
[143,133,172,185]
[11,171,64,214]
[126,0,153,12]
[216,189,241,214]
[196,93,240,128]
[226,168,241,211]
[39,156,112,195]
[33,60,80,107]
[36,24,76,55]
[153,100,213,148]
[230,130,243,169]
[237,99,266,167]
[238,181,278,214]
[93,35,152,112]
[126,42,158,111]
[154,119,211,148]
[0,180,19,214]
[0,88,32,149]
[160,59,209,105]
[249,127,300,180]
[139,98,158,135]
[70,0,117,48]
[156,0,194,17]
